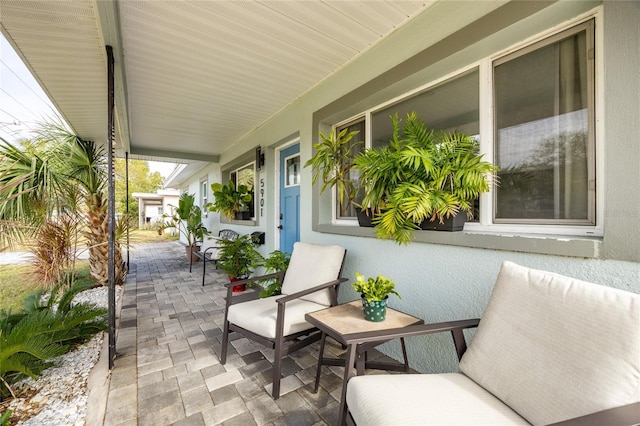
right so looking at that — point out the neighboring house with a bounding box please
[132,189,180,230]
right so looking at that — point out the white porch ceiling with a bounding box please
[0,0,432,163]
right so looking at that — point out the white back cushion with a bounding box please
[280,242,345,306]
[460,261,640,425]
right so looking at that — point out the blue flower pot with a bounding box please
[361,296,388,322]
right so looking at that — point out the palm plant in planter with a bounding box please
[216,234,263,292]
[164,193,209,261]
[354,112,498,244]
[304,127,362,215]
[352,273,401,322]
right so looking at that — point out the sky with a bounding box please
[0,35,61,143]
[0,34,176,178]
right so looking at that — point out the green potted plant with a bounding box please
[257,250,291,298]
[163,193,209,261]
[216,234,263,292]
[352,273,401,322]
[354,111,498,244]
[304,127,363,215]
[208,181,252,220]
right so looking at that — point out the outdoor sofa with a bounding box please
[344,261,640,425]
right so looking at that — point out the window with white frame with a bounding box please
[332,18,596,232]
[200,177,208,218]
[493,20,595,225]
[229,162,256,219]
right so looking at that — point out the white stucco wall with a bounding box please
[180,0,640,373]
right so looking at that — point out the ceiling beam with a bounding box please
[130,146,220,163]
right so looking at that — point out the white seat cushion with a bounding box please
[460,261,640,425]
[347,373,529,425]
[227,296,326,339]
[281,242,346,306]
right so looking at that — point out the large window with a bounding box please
[329,18,596,233]
[230,162,256,219]
[335,70,480,222]
[494,21,595,225]
[371,69,479,149]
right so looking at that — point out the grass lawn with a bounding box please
[0,230,177,312]
[0,264,40,312]
[128,228,179,244]
[0,260,93,312]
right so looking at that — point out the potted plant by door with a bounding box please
[257,250,291,298]
[208,181,253,220]
[164,193,209,261]
[353,111,498,244]
[216,234,263,292]
[304,127,363,216]
[352,273,401,322]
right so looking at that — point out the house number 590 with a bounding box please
[260,178,265,217]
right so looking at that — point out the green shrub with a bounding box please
[0,282,107,399]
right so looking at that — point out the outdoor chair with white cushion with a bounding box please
[220,242,347,399]
[343,261,640,425]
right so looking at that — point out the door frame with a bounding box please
[274,138,300,251]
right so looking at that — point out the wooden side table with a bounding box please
[305,300,423,424]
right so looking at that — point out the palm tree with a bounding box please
[54,127,126,285]
[0,124,126,286]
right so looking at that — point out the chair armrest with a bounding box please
[343,319,480,361]
[222,271,285,289]
[223,272,285,307]
[203,246,219,255]
[275,278,348,304]
[546,402,640,426]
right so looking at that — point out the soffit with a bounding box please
[1,0,432,162]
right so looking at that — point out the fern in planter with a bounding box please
[258,250,291,298]
[215,235,262,280]
[354,112,498,244]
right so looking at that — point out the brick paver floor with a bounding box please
[104,241,394,426]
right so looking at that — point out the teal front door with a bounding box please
[279,144,300,255]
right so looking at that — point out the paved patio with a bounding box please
[103,241,392,426]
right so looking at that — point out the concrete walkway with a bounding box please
[103,241,390,426]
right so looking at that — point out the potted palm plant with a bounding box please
[164,193,209,261]
[208,181,252,220]
[352,273,401,322]
[354,112,498,244]
[216,234,263,292]
[304,127,362,216]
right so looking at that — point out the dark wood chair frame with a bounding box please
[189,229,239,286]
[220,253,347,400]
[341,320,640,426]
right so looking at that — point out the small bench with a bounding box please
[189,229,239,286]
